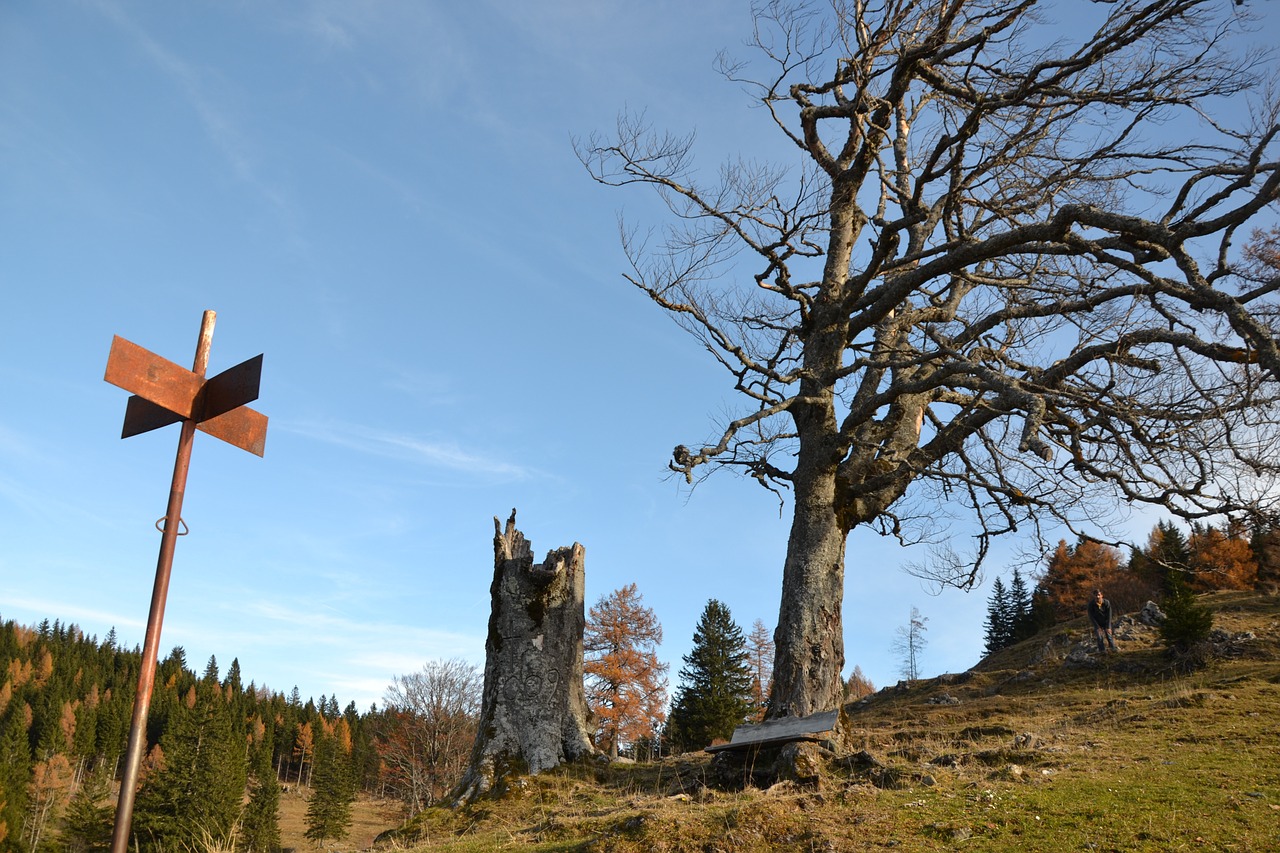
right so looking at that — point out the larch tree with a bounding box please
[745,619,775,721]
[582,0,1280,717]
[844,665,875,701]
[583,584,669,758]
[1188,520,1258,591]
[1038,537,1126,621]
[666,600,754,752]
[293,722,314,788]
[23,753,73,851]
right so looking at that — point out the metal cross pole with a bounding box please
[102,310,267,853]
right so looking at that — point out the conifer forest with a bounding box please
[0,619,392,852]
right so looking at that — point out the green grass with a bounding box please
[372,592,1280,852]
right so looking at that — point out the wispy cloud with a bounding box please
[90,0,250,178]
[282,419,536,480]
[217,600,484,705]
[290,1,471,107]
[89,0,300,237]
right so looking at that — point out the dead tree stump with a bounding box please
[450,510,596,804]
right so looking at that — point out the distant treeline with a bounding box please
[0,616,435,851]
[983,518,1277,655]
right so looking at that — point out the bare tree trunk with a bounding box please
[768,463,847,718]
[1255,528,1280,595]
[450,510,596,804]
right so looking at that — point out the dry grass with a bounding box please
[277,789,405,851]
[296,592,1280,851]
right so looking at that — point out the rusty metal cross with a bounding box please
[102,310,267,853]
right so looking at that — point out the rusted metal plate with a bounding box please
[108,337,266,453]
[200,353,262,421]
[105,336,202,419]
[121,395,184,438]
[197,406,268,457]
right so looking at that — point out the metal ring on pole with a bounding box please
[155,517,189,536]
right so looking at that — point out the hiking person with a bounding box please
[1088,589,1119,653]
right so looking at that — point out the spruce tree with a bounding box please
[1160,575,1215,658]
[62,764,114,853]
[224,658,243,694]
[666,600,752,753]
[0,708,32,850]
[1008,569,1035,642]
[240,745,281,853]
[1145,520,1193,593]
[133,684,247,850]
[304,734,355,845]
[983,577,1010,655]
[202,655,220,685]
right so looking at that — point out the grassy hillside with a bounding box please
[310,592,1280,852]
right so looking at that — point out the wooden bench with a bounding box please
[704,709,839,753]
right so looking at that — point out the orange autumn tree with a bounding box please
[583,584,668,758]
[1188,521,1258,592]
[1038,538,1127,622]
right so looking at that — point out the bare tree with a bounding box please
[376,658,480,814]
[890,607,929,681]
[581,0,1280,717]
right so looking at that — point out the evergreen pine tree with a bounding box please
[223,658,243,694]
[1008,568,1037,642]
[304,734,354,845]
[0,708,32,850]
[133,684,248,850]
[202,655,220,685]
[665,600,752,753]
[1160,579,1215,659]
[1145,520,1192,593]
[62,764,114,853]
[240,745,281,853]
[983,577,1010,655]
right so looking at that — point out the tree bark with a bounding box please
[1255,528,1280,596]
[450,510,596,804]
[768,461,847,718]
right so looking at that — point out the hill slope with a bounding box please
[381,591,1280,852]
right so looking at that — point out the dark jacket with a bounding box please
[1088,598,1113,630]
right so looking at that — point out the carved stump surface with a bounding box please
[451,510,596,804]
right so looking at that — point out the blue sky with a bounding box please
[3,1,1268,712]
